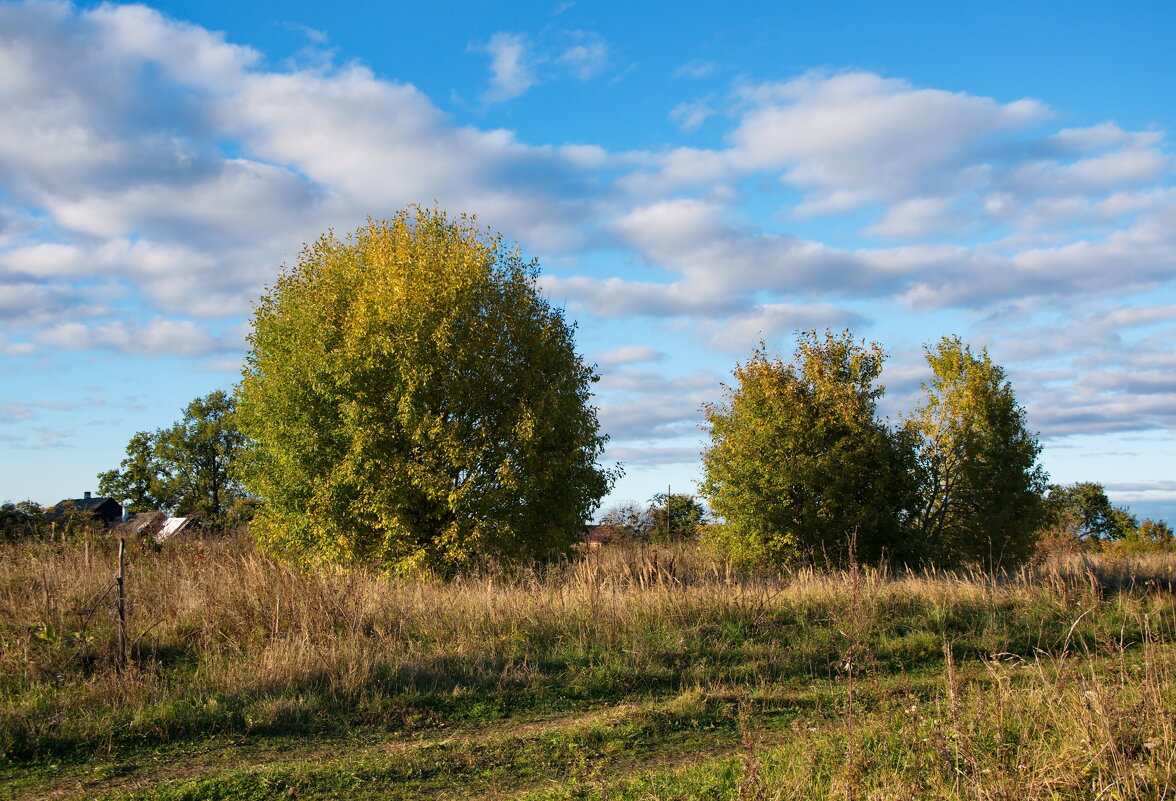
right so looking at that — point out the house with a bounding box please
[116,510,195,542]
[46,491,123,526]
[582,524,614,548]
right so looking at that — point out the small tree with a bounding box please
[598,501,655,542]
[700,330,909,565]
[647,492,708,541]
[904,336,1047,568]
[236,209,615,573]
[1041,482,1136,545]
[98,390,248,523]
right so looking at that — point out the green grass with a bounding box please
[2,534,1174,799]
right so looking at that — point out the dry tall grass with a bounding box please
[2,529,1174,790]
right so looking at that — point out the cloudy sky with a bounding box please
[2,0,1174,523]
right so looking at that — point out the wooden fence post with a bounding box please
[116,537,127,671]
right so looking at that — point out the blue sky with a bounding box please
[1,0,1174,523]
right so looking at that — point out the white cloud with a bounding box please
[674,60,716,79]
[623,71,1051,216]
[0,402,33,422]
[473,32,536,103]
[35,427,74,447]
[701,303,867,353]
[87,3,259,89]
[1104,480,1176,502]
[598,397,703,440]
[557,31,608,80]
[605,445,701,467]
[0,4,1173,456]
[0,280,112,326]
[35,319,236,356]
[1008,132,1168,195]
[595,345,665,366]
[1048,122,1135,153]
[670,97,715,132]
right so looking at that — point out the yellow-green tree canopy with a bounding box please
[904,336,1047,568]
[236,209,615,573]
[700,330,912,565]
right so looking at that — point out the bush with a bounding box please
[0,501,46,542]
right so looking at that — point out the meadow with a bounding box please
[1,532,1174,800]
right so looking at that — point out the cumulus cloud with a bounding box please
[605,445,702,467]
[0,1,612,339]
[0,3,1173,456]
[0,403,33,423]
[35,427,74,447]
[597,397,703,441]
[701,303,867,353]
[625,72,1171,255]
[35,319,237,357]
[625,72,1051,215]
[0,280,113,326]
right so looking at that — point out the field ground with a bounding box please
[2,534,1175,800]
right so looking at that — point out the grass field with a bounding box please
[2,532,1174,799]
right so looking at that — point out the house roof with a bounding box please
[116,511,165,537]
[46,494,122,521]
[54,495,118,512]
[157,517,193,542]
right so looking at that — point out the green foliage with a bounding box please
[598,493,708,543]
[98,391,248,523]
[1110,518,1176,555]
[97,431,176,513]
[904,336,1047,568]
[236,209,615,573]
[0,501,45,542]
[647,492,708,541]
[1042,481,1137,543]
[157,391,248,520]
[700,331,910,565]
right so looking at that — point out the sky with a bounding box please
[1,0,1174,524]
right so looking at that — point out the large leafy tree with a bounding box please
[700,331,910,565]
[236,209,615,573]
[97,430,175,513]
[158,391,248,519]
[98,390,247,520]
[904,336,1047,568]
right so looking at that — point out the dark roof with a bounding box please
[47,495,122,524]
